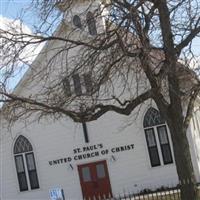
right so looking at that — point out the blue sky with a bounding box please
[1,0,29,16]
[0,0,35,27]
[0,1,44,91]
[192,38,200,56]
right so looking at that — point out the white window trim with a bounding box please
[144,123,174,168]
[14,150,40,192]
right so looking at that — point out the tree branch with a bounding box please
[84,89,154,121]
[176,24,200,55]
[1,89,154,123]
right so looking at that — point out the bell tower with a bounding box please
[57,0,109,35]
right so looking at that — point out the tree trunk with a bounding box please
[167,114,199,200]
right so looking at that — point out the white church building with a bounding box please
[1,0,200,200]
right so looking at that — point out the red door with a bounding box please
[78,160,112,200]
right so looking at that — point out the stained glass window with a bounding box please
[14,135,33,154]
[143,107,165,128]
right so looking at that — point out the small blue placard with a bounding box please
[49,188,65,200]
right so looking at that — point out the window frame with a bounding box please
[14,154,28,192]
[83,72,93,95]
[86,11,97,35]
[25,152,40,190]
[72,73,82,96]
[143,108,174,168]
[81,166,92,182]
[63,72,93,97]
[157,125,173,165]
[14,136,39,192]
[62,77,72,97]
[144,128,161,167]
[73,15,82,29]
[96,163,106,179]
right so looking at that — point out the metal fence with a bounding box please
[83,186,197,200]
[113,188,181,200]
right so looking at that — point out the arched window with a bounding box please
[143,107,165,128]
[86,11,97,35]
[14,135,39,191]
[73,15,82,29]
[143,108,173,167]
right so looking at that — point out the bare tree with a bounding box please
[0,0,200,199]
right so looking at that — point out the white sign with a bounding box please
[49,188,65,200]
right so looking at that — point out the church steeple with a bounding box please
[57,0,108,35]
[57,0,101,13]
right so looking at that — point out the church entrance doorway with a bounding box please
[78,160,112,200]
